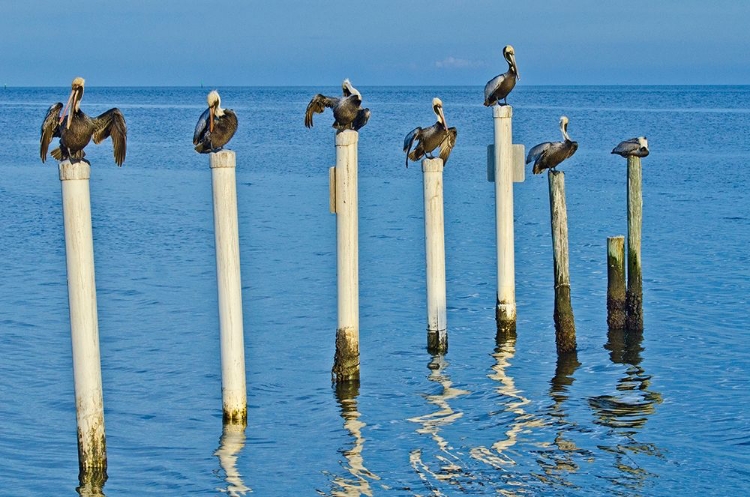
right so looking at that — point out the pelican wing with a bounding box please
[526,142,552,165]
[484,74,506,106]
[403,127,423,168]
[352,108,370,131]
[305,94,339,128]
[612,138,648,157]
[193,107,210,145]
[92,108,127,166]
[439,127,458,165]
[40,102,63,163]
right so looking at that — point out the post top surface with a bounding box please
[493,105,513,118]
[422,157,444,173]
[335,129,359,146]
[209,149,236,169]
[58,160,91,181]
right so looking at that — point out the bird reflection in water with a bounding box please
[589,328,663,491]
[408,355,474,494]
[470,332,545,486]
[532,351,591,488]
[76,469,106,497]
[214,422,250,496]
[328,382,380,497]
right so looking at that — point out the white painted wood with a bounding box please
[422,158,447,351]
[209,150,247,422]
[329,166,336,214]
[58,160,106,474]
[333,130,360,381]
[487,143,525,183]
[493,105,516,326]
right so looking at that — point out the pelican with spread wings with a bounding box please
[305,79,370,131]
[403,98,457,168]
[40,77,127,166]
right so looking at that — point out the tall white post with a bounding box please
[210,150,247,423]
[493,105,516,335]
[332,130,360,383]
[59,160,107,479]
[422,158,447,353]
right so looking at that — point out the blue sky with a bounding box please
[2,0,749,86]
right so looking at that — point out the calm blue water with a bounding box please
[1,86,749,495]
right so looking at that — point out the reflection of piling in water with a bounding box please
[409,356,471,491]
[607,236,626,330]
[214,423,250,496]
[331,382,379,497]
[548,171,576,353]
[536,351,583,481]
[626,156,644,331]
[422,158,448,353]
[209,150,247,423]
[470,334,544,473]
[331,130,360,383]
[591,328,662,430]
[590,327,663,491]
[59,160,107,481]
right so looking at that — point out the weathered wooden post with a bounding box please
[626,156,644,331]
[330,130,360,383]
[548,171,576,353]
[209,150,247,424]
[493,105,517,336]
[607,236,626,329]
[421,157,448,353]
[58,160,107,481]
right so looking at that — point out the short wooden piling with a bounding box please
[548,171,576,353]
[607,236,626,329]
[210,150,247,423]
[493,105,516,336]
[422,158,447,353]
[332,130,360,383]
[626,156,644,331]
[59,160,107,480]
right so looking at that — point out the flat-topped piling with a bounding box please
[548,170,576,353]
[209,150,247,423]
[422,157,448,353]
[331,130,360,383]
[607,235,626,329]
[626,156,644,331]
[59,159,107,480]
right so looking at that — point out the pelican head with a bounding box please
[62,77,85,129]
[207,90,225,132]
[503,45,519,80]
[432,97,447,128]
[559,116,571,141]
[343,78,361,100]
[637,136,648,150]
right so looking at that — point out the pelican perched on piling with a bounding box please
[193,90,238,153]
[526,116,578,174]
[403,98,458,168]
[40,77,127,166]
[484,45,519,107]
[612,137,649,158]
[305,79,371,131]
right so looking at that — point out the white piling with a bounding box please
[209,150,247,423]
[59,160,107,479]
[331,130,360,383]
[493,105,516,335]
[422,158,447,353]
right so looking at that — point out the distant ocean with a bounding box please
[1,86,749,495]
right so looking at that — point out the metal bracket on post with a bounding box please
[487,144,526,183]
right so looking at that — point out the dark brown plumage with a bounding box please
[193,90,238,153]
[305,79,370,131]
[526,116,578,174]
[403,98,458,168]
[40,77,127,166]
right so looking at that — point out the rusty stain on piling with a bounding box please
[77,425,107,485]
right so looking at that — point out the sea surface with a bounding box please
[0,86,749,496]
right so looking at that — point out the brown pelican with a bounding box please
[40,77,127,166]
[526,116,578,174]
[193,90,238,153]
[612,137,649,158]
[484,45,519,107]
[305,79,370,131]
[403,98,458,168]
